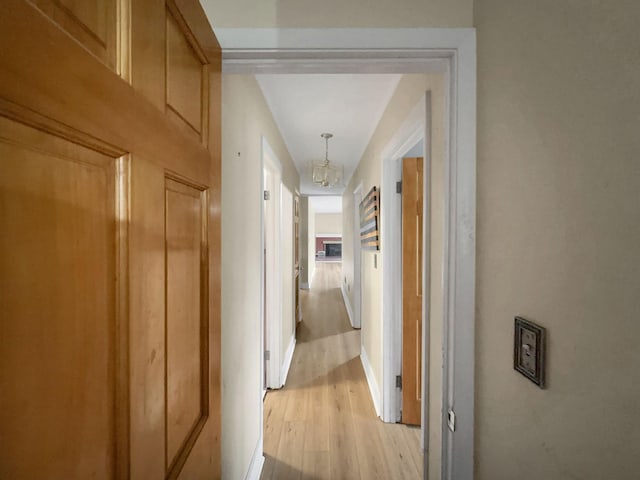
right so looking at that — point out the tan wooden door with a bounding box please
[0,1,221,478]
[401,157,424,426]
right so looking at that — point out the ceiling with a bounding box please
[255,74,401,196]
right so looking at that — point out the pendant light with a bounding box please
[312,133,343,188]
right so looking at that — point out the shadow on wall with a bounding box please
[262,455,320,480]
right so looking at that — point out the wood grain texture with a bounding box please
[261,263,422,480]
[165,177,208,473]
[0,1,222,478]
[0,116,117,479]
[205,40,223,480]
[130,0,166,109]
[166,9,204,135]
[0,0,209,182]
[129,158,166,480]
[402,157,424,426]
[31,0,116,69]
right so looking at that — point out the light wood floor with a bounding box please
[261,262,422,480]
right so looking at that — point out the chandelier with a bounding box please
[312,133,343,188]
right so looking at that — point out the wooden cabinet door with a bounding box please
[0,1,221,478]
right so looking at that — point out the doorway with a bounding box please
[262,138,283,391]
[219,28,477,480]
[262,136,297,392]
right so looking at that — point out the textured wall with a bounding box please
[475,1,640,478]
[221,74,298,480]
[201,0,472,28]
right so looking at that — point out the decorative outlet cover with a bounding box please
[514,316,546,388]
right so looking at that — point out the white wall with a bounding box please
[342,73,446,478]
[221,74,298,480]
[202,0,473,28]
[315,212,342,236]
[475,1,640,479]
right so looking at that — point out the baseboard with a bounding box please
[340,284,355,328]
[281,336,296,386]
[244,436,265,480]
[300,281,310,290]
[309,266,315,288]
[360,347,382,418]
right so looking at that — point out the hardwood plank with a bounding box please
[302,451,330,480]
[375,422,422,479]
[263,389,289,480]
[272,421,306,480]
[261,262,422,480]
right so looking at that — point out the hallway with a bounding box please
[261,263,422,480]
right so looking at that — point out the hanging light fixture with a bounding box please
[312,133,343,188]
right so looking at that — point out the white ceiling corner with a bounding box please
[256,74,401,195]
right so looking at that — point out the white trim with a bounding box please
[340,283,355,328]
[441,31,476,480]
[262,137,283,390]
[360,347,382,418]
[244,437,265,480]
[352,182,363,330]
[419,93,433,454]
[300,282,310,290]
[280,336,296,386]
[308,264,316,289]
[219,28,476,480]
[380,96,427,425]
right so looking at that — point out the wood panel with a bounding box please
[0,116,124,478]
[128,158,166,480]
[401,157,424,426]
[31,0,117,70]
[166,5,207,143]
[0,0,210,183]
[1,0,222,478]
[165,176,209,476]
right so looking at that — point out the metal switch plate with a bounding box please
[514,317,546,388]
[447,409,456,432]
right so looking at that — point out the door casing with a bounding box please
[261,137,283,391]
[217,28,477,480]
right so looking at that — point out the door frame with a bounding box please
[261,136,283,390]
[381,96,429,425]
[352,182,364,329]
[218,28,476,480]
[380,93,430,429]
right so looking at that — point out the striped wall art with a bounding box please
[359,186,380,251]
